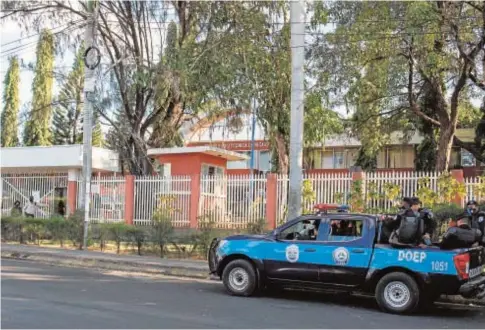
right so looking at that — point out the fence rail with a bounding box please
[76,176,125,223]
[134,175,191,227]
[1,170,484,229]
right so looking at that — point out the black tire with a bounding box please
[375,272,420,314]
[222,259,258,297]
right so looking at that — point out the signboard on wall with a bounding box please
[188,140,270,151]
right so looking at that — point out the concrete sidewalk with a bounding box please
[1,243,209,279]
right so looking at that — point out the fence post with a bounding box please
[189,174,201,228]
[266,174,278,229]
[351,170,366,212]
[124,175,135,225]
[450,169,465,207]
[67,169,79,215]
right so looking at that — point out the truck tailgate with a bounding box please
[469,247,485,279]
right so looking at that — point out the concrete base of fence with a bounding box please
[1,243,483,307]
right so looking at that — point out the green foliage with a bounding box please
[1,56,20,147]
[24,29,54,146]
[348,179,365,211]
[355,148,377,171]
[105,223,131,254]
[150,196,175,257]
[195,213,218,258]
[382,182,401,206]
[66,210,84,249]
[90,223,110,251]
[302,179,316,213]
[52,44,84,145]
[126,226,148,256]
[416,177,439,207]
[46,216,68,247]
[246,218,268,235]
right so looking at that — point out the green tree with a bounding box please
[310,1,485,171]
[23,29,54,146]
[52,44,84,145]
[1,56,20,147]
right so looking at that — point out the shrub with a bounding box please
[90,223,110,251]
[23,218,47,245]
[126,226,147,256]
[46,216,68,247]
[105,223,131,254]
[195,213,218,258]
[246,218,268,235]
[66,210,85,249]
[1,216,26,243]
[151,209,174,258]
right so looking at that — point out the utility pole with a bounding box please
[80,0,100,249]
[249,97,257,202]
[288,0,306,221]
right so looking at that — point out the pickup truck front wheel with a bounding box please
[376,272,420,314]
[222,259,257,297]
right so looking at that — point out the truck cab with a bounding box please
[208,211,485,314]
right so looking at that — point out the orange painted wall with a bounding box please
[153,152,228,176]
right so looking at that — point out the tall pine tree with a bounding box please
[23,29,54,146]
[1,57,20,147]
[52,44,84,145]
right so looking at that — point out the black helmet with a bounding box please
[467,200,478,206]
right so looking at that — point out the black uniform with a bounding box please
[470,210,485,245]
[391,208,436,245]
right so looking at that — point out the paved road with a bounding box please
[2,260,484,329]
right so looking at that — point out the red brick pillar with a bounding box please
[67,169,79,215]
[450,169,465,207]
[266,174,278,229]
[351,170,366,212]
[124,175,135,225]
[189,174,201,228]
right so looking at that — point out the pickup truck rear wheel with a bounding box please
[222,259,257,297]
[376,272,420,314]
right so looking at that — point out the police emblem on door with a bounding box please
[285,244,300,263]
[333,247,350,266]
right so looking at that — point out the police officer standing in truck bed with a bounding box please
[465,200,485,246]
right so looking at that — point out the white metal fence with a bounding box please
[77,176,125,223]
[199,174,267,229]
[0,173,68,218]
[365,171,440,209]
[134,175,192,227]
[465,176,484,202]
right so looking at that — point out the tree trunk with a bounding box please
[435,123,455,172]
[274,132,289,174]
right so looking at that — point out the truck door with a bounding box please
[264,218,321,283]
[316,216,374,287]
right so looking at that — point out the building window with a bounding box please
[154,160,171,177]
[333,151,345,169]
[258,151,271,172]
[461,149,476,167]
[379,146,415,169]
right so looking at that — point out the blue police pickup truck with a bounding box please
[208,211,485,314]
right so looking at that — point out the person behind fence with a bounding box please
[23,196,37,218]
[11,200,22,217]
[389,198,436,246]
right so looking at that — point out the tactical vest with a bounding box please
[397,212,421,244]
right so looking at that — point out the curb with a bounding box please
[1,250,210,280]
[2,249,484,307]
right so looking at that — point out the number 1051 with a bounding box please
[431,261,448,271]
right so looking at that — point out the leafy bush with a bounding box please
[151,209,174,258]
[246,218,268,234]
[1,216,26,243]
[66,210,85,249]
[105,223,131,254]
[23,218,47,245]
[46,216,68,247]
[126,226,147,256]
[195,213,218,258]
[90,223,110,251]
